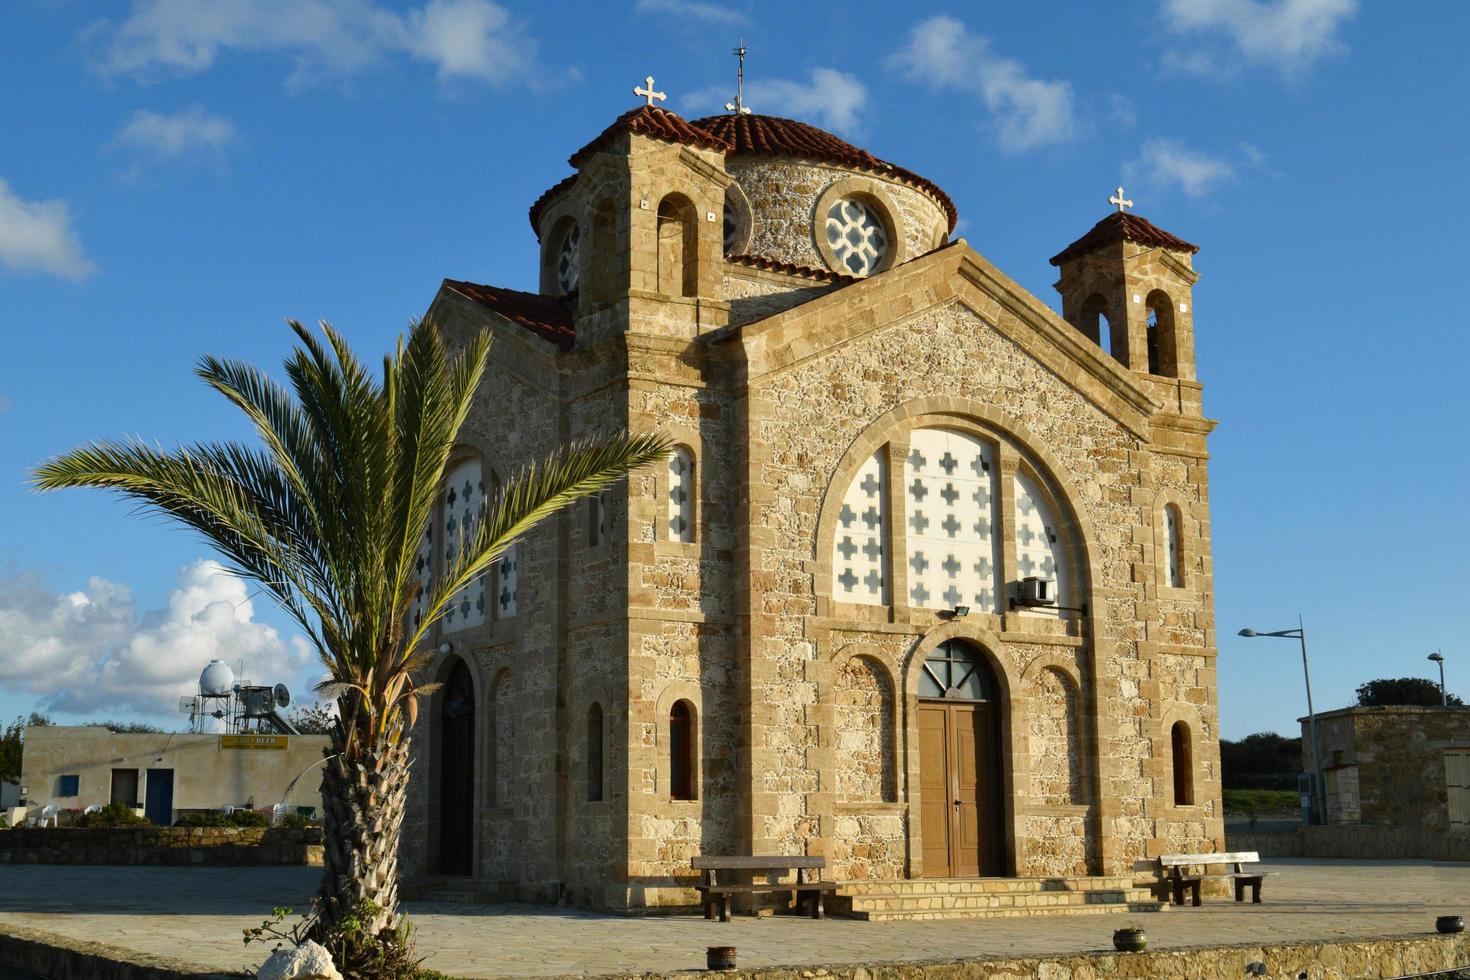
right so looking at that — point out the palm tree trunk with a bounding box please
[316,736,412,937]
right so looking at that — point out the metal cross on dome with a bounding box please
[634,75,666,107]
[1109,186,1134,213]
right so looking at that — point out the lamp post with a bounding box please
[1429,651,1447,706]
[1238,616,1325,825]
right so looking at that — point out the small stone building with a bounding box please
[400,93,1225,912]
[1307,705,1470,859]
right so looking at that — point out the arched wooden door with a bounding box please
[918,640,1004,877]
[438,659,475,876]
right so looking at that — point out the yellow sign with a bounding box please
[220,734,288,750]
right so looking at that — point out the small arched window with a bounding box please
[1013,471,1071,613]
[669,699,696,800]
[656,195,698,297]
[588,491,607,547]
[586,703,604,802]
[442,457,488,632]
[668,447,694,543]
[1145,290,1178,377]
[1163,503,1184,588]
[1171,721,1194,806]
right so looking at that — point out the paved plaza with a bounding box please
[0,860,1467,977]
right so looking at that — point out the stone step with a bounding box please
[836,875,1137,897]
[834,901,1164,921]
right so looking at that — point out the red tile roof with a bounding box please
[726,253,855,284]
[528,173,578,237]
[444,279,575,350]
[693,113,958,234]
[568,105,731,169]
[1049,211,1199,267]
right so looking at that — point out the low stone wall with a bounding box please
[1228,826,1470,862]
[0,921,1464,980]
[0,826,323,866]
[1225,831,1304,857]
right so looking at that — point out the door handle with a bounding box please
[952,799,962,808]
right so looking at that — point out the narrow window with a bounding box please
[1079,293,1127,365]
[588,491,607,547]
[831,450,889,605]
[656,195,698,297]
[669,700,696,800]
[1171,721,1194,806]
[586,703,604,802]
[1164,504,1184,588]
[58,774,80,797]
[668,447,694,543]
[443,457,487,632]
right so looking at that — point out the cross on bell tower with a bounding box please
[633,75,666,107]
[1109,186,1134,213]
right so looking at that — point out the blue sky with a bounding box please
[0,0,1465,740]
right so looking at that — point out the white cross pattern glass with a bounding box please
[442,457,486,631]
[904,428,1001,612]
[832,450,889,604]
[1013,471,1068,615]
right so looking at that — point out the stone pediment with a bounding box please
[717,240,1163,439]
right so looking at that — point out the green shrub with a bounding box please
[77,802,150,828]
[279,811,320,829]
[174,809,271,828]
[1222,788,1300,814]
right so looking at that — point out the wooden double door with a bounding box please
[919,701,1004,877]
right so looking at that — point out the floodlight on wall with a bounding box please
[952,605,970,618]
[1429,651,1447,706]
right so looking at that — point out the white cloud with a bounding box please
[686,68,867,133]
[1126,137,1237,198]
[111,105,235,159]
[634,0,743,25]
[0,179,96,281]
[888,15,1079,154]
[0,395,11,415]
[92,0,538,87]
[1161,0,1357,78]
[0,560,314,721]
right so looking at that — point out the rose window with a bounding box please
[557,224,580,294]
[825,198,888,276]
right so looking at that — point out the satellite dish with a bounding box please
[273,683,292,708]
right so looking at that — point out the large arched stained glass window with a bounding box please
[919,640,999,701]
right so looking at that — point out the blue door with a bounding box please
[144,769,174,826]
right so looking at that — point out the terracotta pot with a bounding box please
[707,946,737,970]
[1436,915,1465,934]
[1113,927,1148,952]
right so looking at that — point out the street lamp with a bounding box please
[1428,651,1447,706]
[1238,616,1325,825]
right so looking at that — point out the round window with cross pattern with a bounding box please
[824,197,889,276]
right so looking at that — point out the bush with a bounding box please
[174,809,271,828]
[280,811,320,829]
[1222,788,1300,814]
[77,802,150,828]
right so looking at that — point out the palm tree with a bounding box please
[34,320,668,948]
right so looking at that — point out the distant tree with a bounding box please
[287,700,338,735]
[1356,677,1463,707]
[0,712,53,785]
[84,720,165,733]
[1219,731,1303,790]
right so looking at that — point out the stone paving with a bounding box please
[0,860,1466,978]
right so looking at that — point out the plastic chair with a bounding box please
[83,804,102,815]
[36,804,58,828]
[268,803,288,825]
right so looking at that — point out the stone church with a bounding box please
[400,80,1224,916]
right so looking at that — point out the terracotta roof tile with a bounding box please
[568,105,731,169]
[444,280,575,350]
[693,113,958,234]
[726,253,855,284]
[528,173,578,237]
[1049,211,1199,267]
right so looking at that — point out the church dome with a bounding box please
[692,113,956,276]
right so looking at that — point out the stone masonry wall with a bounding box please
[729,161,947,273]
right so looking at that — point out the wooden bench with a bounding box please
[1157,851,1277,906]
[692,855,837,922]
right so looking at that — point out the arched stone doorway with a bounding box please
[438,658,475,876]
[917,639,1005,877]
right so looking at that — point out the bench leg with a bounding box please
[704,897,714,920]
[1251,879,1262,904]
[1171,881,1185,906]
[1234,879,1246,903]
[720,894,731,923]
[812,890,825,920]
[1191,881,1201,907]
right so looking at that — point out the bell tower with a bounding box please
[1050,189,1201,393]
